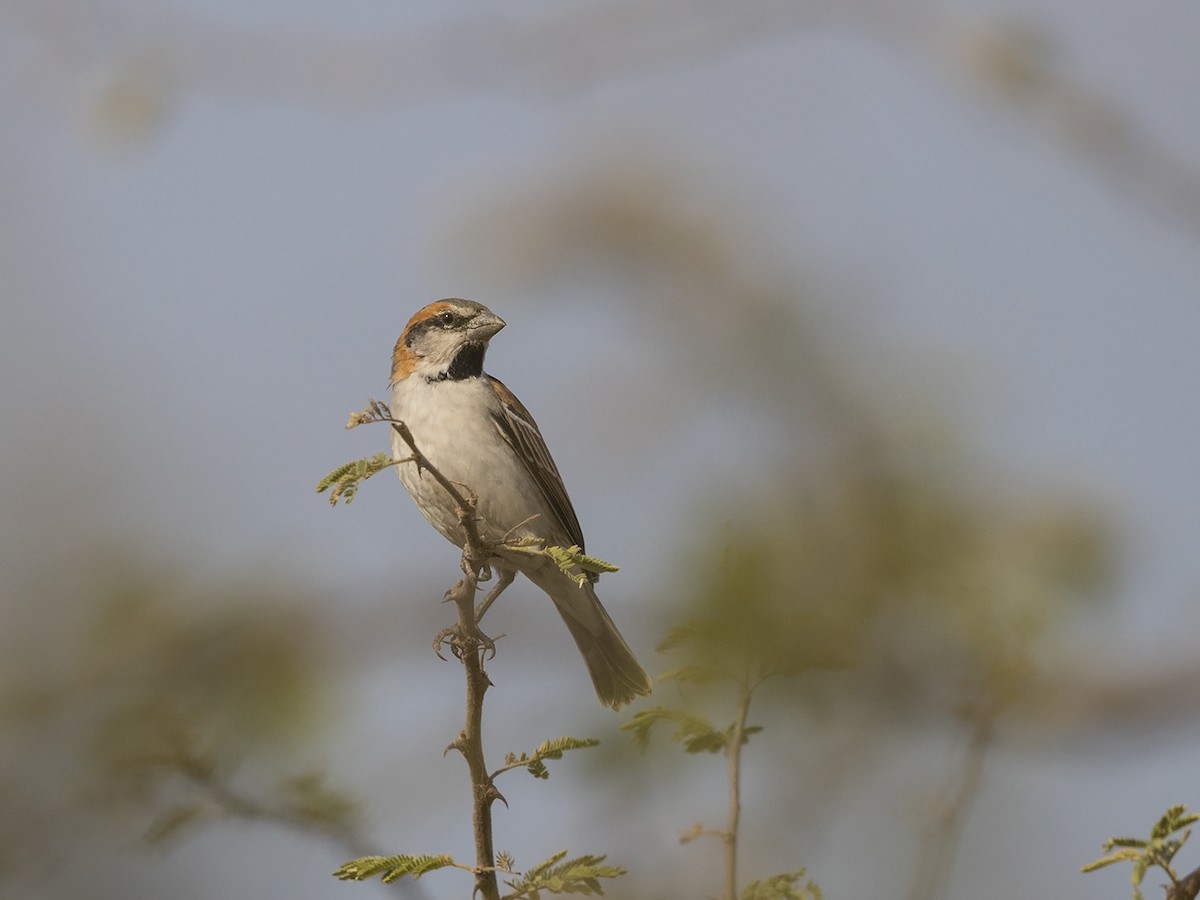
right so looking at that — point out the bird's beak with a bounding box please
[469,311,506,341]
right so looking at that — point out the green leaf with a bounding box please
[531,736,601,759]
[733,724,764,745]
[1158,837,1185,862]
[316,452,396,506]
[1081,849,1146,873]
[277,771,358,828]
[504,850,626,898]
[1104,837,1148,850]
[1157,805,1190,834]
[497,737,600,780]
[622,707,728,753]
[550,545,619,575]
[544,545,619,587]
[334,853,456,883]
[655,625,700,654]
[657,665,729,685]
[1082,802,1199,894]
[1130,856,1147,900]
[740,868,822,900]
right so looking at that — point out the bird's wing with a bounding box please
[486,375,587,550]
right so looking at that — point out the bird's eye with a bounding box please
[437,311,457,327]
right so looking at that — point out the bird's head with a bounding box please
[392,298,506,384]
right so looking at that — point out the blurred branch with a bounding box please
[625,636,817,899]
[8,0,1200,236]
[942,18,1200,236]
[145,742,376,859]
[906,698,999,900]
[0,561,442,898]
[1012,655,1200,742]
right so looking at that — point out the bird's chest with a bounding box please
[389,378,521,542]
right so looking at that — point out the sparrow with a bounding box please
[388,298,652,710]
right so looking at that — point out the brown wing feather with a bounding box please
[487,376,586,550]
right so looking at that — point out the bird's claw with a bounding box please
[433,626,457,659]
[433,623,499,661]
[472,625,499,660]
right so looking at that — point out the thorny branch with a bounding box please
[349,399,502,900]
[352,399,487,562]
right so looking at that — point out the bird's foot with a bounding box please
[433,623,499,661]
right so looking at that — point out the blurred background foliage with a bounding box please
[2,2,1199,899]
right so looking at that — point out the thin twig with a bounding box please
[178,766,381,862]
[722,676,754,900]
[365,399,488,560]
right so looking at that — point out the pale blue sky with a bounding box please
[2,2,1199,898]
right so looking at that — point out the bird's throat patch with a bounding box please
[430,342,486,382]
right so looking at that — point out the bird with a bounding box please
[388,298,652,710]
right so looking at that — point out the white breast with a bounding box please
[389,376,542,549]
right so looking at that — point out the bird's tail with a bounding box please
[544,580,652,710]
